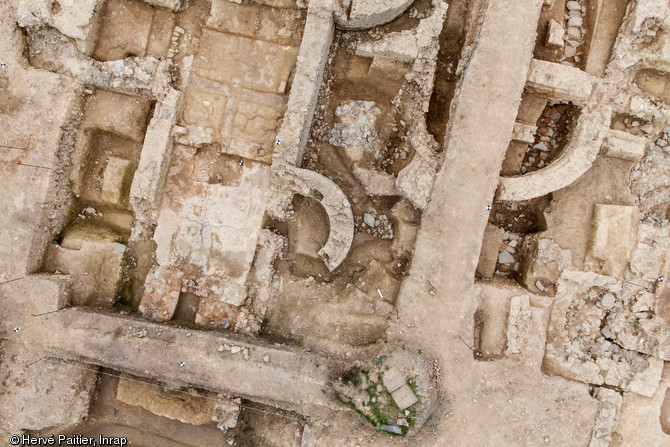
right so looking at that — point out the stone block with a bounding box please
[51,0,98,43]
[395,156,435,210]
[141,0,182,11]
[603,129,647,162]
[130,118,174,221]
[526,58,595,105]
[382,367,406,392]
[43,223,125,307]
[476,223,504,278]
[253,0,300,8]
[391,384,418,411]
[586,204,638,279]
[474,288,510,359]
[501,140,529,176]
[546,19,565,48]
[355,31,418,62]
[102,157,133,208]
[116,372,220,425]
[628,357,664,397]
[353,165,397,196]
[511,121,537,144]
[516,91,547,125]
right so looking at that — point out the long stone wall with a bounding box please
[272,4,334,167]
[28,308,339,418]
[129,89,184,224]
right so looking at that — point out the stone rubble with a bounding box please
[494,232,521,277]
[588,387,623,447]
[601,223,670,361]
[543,270,664,397]
[329,100,383,161]
[356,211,394,240]
[631,127,670,227]
[560,0,586,67]
[520,103,576,174]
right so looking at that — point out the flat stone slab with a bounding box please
[382,366,406,393]
[476,223,505,278]
[586,204,638,278]
[391,384,418,411]
[194,29,298,95]
[546,19,565,48]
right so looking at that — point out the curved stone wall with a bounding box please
[279,166,355,271]
[497,109,611,202]
[338,0,413,29]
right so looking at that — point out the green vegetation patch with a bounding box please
[334,362,418,436]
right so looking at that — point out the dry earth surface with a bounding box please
[1,0,669,446]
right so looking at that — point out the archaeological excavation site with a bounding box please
[1,0,670,444]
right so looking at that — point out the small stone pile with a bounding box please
[495,231,521,277]
[619,116,646,133]
[217,344,252,361]
[195,299,237,329]
[521,104,574,174]
[355,212,394,239]
[329,101,383,161]
[560,0,586,67]
[379,138,411,171]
